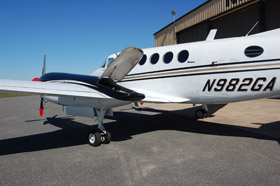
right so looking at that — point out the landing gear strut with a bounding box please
[195,104,209,119]
[88,109,111,147]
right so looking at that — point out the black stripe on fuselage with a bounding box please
[121,67,280,82]
[126,58,280,77]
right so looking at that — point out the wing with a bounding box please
[0,78,145,102]
[0,79,108,99]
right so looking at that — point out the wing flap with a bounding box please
[102,47,143,81]
[0,79,108,99]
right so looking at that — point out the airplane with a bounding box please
[0,28,280,147]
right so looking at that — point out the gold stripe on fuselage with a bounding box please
[123,62,280,80]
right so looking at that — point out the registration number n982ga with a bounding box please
[202,77,276,92]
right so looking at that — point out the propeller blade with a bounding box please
[42,53,46,75]
[39,53,46,117]
[39,98,44,117]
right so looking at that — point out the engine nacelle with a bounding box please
[66,106,113,118]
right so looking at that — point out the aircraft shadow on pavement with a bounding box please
[132,104,228,118]
[0,107,279,155]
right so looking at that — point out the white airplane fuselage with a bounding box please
[117,30,280,104]
[42,29,280,109]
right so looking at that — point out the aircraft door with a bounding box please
[199,40,236,103]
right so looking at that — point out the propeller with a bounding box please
[133,102,144,107]
[39,98,44,117]
[32,53,46,117]
[39,53,46,117]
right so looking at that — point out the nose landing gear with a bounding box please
[195,104,209,119]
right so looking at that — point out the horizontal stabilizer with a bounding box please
[102,47,143,81]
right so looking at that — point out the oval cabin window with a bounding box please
[139,55,147,66]
[163,52,173,64]
[150,53,160,64]
[245,46,264,58]
[178,50,189,63]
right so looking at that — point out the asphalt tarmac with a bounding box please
[0,96,279,186]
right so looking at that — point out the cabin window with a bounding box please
[245,46,264,58]
[178,50,189,63]
[139,54,147,66]
[150,53,160,64]
[163,52,173,64]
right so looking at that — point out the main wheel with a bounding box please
[103,130,111,144]
[88,130,101,147]
[195,109,206,119]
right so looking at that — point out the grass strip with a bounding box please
[0,93,31,98]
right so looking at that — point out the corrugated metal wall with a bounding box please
[155,25,176,47]
[176,21,211,43]
[175,0,254,32]
[154,0,259,46]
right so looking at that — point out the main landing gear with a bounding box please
[195,104,209,119]
[88,109,112,147]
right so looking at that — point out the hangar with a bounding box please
[154,0,280,46]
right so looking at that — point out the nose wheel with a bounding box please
[195,109,207,119]
[195,104,209,119]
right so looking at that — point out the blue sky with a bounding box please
[0,0,207,80]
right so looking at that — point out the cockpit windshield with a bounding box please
[107,58,115,67]
[101,61,106,68]
[101,57,115,69]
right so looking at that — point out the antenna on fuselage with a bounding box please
[246,21,259,37]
